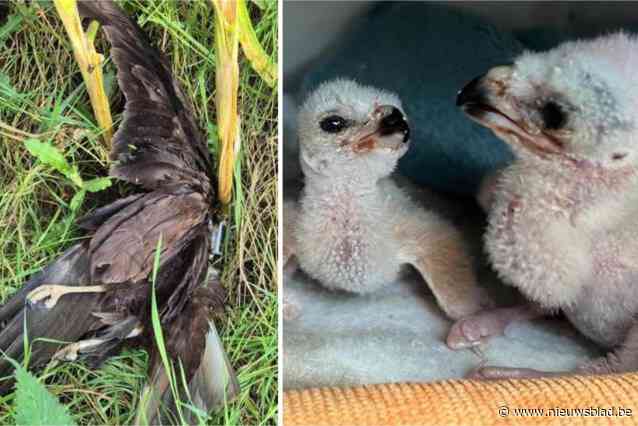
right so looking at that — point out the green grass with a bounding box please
[0,0,278,424]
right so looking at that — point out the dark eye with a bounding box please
[540,101,566,130]
[320,115,347,133]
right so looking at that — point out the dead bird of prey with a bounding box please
[0,0,238,420]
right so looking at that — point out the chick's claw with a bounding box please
[447,305,541,350]
[447,313,507,350]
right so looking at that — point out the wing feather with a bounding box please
[89,191,208,285]
[78,0,214,192]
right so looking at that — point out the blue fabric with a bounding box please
[302,3,530,195]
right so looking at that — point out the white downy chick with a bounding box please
[285,79,491,321]
[455,32,638,378]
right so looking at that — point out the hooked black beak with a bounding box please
[378,107,410,143]
[456,66,565,157]
[456,75,488,111]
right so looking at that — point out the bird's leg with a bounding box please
[466,322,638,380]
[27,284,108,309]
[464,316,638,380]
[447,304,542,349]
[468,365,563,380]
[52,337,107,362]
[52,323,143,362]
[403,221,493,321]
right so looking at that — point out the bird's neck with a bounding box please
[303,171,381,200]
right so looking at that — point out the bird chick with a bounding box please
[284,79,491,321]
[454,32,638,378]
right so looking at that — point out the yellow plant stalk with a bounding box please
[212,0,240,206]
[237,0,276,88]
[54,0,113,153]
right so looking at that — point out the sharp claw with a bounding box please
[52,337,106,362]
[467,366,490,380]
[26,284,107,309]
[27,285,63,309]
[53,342,82,362]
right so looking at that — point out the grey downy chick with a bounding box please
[284,79,492,322]
[454,32,638,379]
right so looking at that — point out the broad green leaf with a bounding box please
[83,177,112,193]
[69,189,86,212]
[24,139,85,187]
[14,364,76,426]
[24,139,72,178]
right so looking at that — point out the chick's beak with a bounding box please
[378,106,410,143]
[347,105,410,154]
[457,66,564,156]
[456,75,488,109]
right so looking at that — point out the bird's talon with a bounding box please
[53,342,81,361]
[27,285,63,309]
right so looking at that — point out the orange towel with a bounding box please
[284,374,638,425]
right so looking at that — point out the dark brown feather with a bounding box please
[88,190,207,285]
[143,286,239,424]
[77,0,214,192]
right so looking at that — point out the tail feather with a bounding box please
[138,320,239,425]
[136,277,239,426]
[189,321,240,411]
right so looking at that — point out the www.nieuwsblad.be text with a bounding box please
[498,405,633,418]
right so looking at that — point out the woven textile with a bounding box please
[284,374,638,425]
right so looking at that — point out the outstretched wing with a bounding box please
[78,0,214,192]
